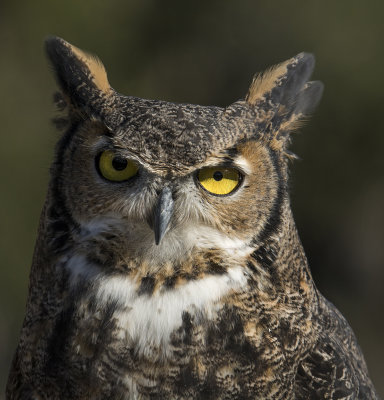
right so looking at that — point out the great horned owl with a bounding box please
[6,37,379,400]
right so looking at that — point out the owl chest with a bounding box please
[60,253,306,399]
[48,257,305,399]
[69,283,301,400]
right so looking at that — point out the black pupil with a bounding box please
[213,171,223,181]
[112,157,128,171]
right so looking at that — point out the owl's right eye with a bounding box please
[97,150,139,182]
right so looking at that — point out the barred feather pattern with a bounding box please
[6,37,379,400]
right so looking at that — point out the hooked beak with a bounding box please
[153,186,174,245]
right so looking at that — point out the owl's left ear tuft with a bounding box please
[246,53,323,151]
[246,53,318,108]
[45,36,112,113]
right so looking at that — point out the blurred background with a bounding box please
[0,0,383,396]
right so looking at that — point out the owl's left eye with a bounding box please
[97,150,139,182]
[196,166,242,196]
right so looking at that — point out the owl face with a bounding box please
[46,37,322,266]
[60,120,279,265]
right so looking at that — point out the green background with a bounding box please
[1,0,383,396]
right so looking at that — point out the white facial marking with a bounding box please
[78,216,253,266]
[185,225,253,258]
[234,155,252,175]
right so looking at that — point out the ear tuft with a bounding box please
[246,59,292,105]
[246,53,316,107]
[293,80,324,116]
[69,42,110,93]
[245,53,323,151]
[45,36,111,111]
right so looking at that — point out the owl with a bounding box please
[6,37,379,400]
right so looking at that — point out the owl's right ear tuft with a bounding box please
[45,36,112,115]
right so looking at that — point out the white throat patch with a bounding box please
[63,251,248,358]
[96,265,248,358]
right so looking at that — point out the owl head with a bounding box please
[45,37,323,267]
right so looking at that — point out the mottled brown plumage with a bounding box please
[6,37,379,399]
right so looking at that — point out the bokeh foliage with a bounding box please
[1,0,383,396]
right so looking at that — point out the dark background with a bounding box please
[1,0,383,396]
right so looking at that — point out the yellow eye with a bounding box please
[98,150,139,182]
[197,167,242,196]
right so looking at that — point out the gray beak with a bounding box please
[153,186,174,245]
